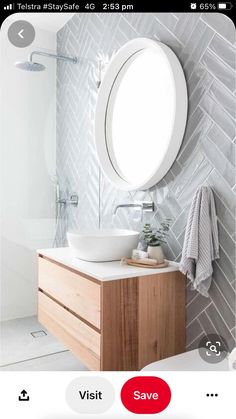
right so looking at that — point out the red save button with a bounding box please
[121,376,171,414]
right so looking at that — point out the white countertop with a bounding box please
[142,349,229,371]
[37,247,179,281]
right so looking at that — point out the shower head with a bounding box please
[14,50,77,72]
[15,61,46,72]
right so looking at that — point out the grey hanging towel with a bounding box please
[179,186,219,297]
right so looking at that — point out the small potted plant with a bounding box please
[141,220,171,263]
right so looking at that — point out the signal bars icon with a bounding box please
[4,4,14,10]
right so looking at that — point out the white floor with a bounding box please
[0,350,88,371]
[0,316,88,371]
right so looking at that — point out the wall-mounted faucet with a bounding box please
[56,184,78,206]
[56,194,78,206]
[114,201,154,215]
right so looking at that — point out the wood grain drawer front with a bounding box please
[38,257,101,329]
[38,291,101,371]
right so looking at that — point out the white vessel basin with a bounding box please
[67,229,139,262]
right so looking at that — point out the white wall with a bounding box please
[0,18,56,320]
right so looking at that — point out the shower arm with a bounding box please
[29,51,77,64]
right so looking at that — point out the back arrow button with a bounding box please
[18,29,24,39]
[8,20,35,47]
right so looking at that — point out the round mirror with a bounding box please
[95,38,188,191]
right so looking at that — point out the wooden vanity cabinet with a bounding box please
[38,255,185,371]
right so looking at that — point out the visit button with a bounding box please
[121,376,171,414]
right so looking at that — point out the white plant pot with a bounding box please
[147,245,165,263]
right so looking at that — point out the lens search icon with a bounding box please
[206,340,222,357]
[198,334,228,364]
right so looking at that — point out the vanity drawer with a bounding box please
[38,257,101,329]
[38,291,101,371]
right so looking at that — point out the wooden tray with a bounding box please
[123,258,169,269]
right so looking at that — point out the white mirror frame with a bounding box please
[95,38,188,191]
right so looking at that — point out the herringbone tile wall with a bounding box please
[57,13,236,351]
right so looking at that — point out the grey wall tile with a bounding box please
[208,280,235,330]
[198,310,218,335]
[57,12,236,354]
[217,221,235,264]
[188,65,205,97]
[177,158,213,207]
[231,326,236,339]
[201,14,235,44]
[174,13,200,45]
[187,332,205,350]
[217,246,235,284]
[187,293,211,326]
[213,192,235,238]
[201,49,236,92]
[206,304,235,351]
[177,229,186,248]
[186,319,203,347]
[178,115,212,166]
[165,230,182,259]
[186,281,197,305]
[155,13,178,32]
[161,242,176,261]
[201,136,235,187]
[207,170,235,215]
[207,124,236,168]
[171,205,189,238]
[170,160,182,178]
[172,152,205,198]
[132,13,183,55]
[212,261,236,315]
[181,107,204,150]
[200,93,235,140]
[208,80,236,119]
[117,15,139,38]
[209,34,235,70]
[181,20,214,79]
[188,70,213,115]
